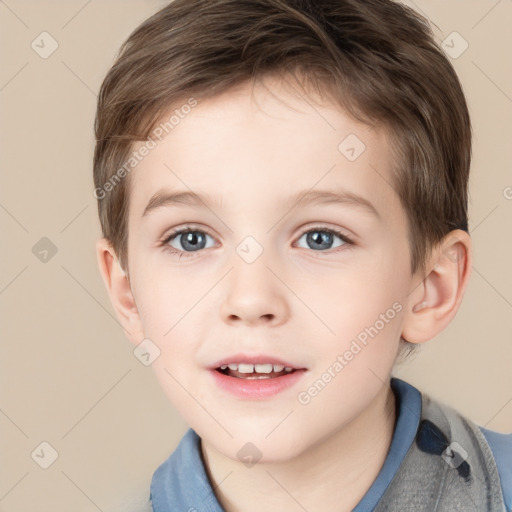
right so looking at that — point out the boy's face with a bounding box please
[124,75,417,462]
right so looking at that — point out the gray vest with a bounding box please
[374,392,506,511]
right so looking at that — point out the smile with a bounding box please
[217,363,295,379]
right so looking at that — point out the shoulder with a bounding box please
[480,427,512,511]
[411,383,511,510]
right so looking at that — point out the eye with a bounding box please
[295,226,353,252]
[160,224,354,259]
[162,228,216,257]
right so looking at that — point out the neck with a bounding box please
[201,383,396,512]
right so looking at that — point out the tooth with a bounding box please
[285,367,293,372]
[273,364,285,372]
[228,363,239,371]
[254,363,273,374]
[238,363,254,373]
[220,365,228,370]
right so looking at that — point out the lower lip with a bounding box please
[209,369,307,399]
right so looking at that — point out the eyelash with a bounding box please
[160,225,354,259]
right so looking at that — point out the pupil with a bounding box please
[182,231,205,251]
[308,231,332,250]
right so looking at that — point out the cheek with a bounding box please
[305,279,406,393]
[301,263,406,339]
[132,268,209,349]
[131,263,192,332]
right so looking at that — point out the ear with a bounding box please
[401,229,472,344]
[95,238,145,346]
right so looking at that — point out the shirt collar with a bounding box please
[352,377,422,510]
[150,377,422,512]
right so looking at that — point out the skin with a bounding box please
[96,73,471,511]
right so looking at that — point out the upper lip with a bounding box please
[209,353,306,370]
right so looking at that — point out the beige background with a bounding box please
[1,1,511,510]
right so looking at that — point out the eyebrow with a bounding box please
[141,188,380,219]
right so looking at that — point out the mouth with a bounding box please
[209,358,307,399]
[215,363,298,380]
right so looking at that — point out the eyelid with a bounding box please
[294,224,355,249]
[160,224,216,248]
[160,222,355,258]
[298,223,353,239]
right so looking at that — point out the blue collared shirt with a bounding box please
[149,378,512,511]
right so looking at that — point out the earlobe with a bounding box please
[401,230,472,344]
[95,238,145,346]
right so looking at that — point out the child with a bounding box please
[93,0,511,510]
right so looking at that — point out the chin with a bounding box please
[223,430,308,465]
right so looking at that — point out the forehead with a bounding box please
[127,75,401,226]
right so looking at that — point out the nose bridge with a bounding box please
[220,234,288,324]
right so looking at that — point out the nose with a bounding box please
[219,254,289,327]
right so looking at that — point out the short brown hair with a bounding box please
[93,0,471,279]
